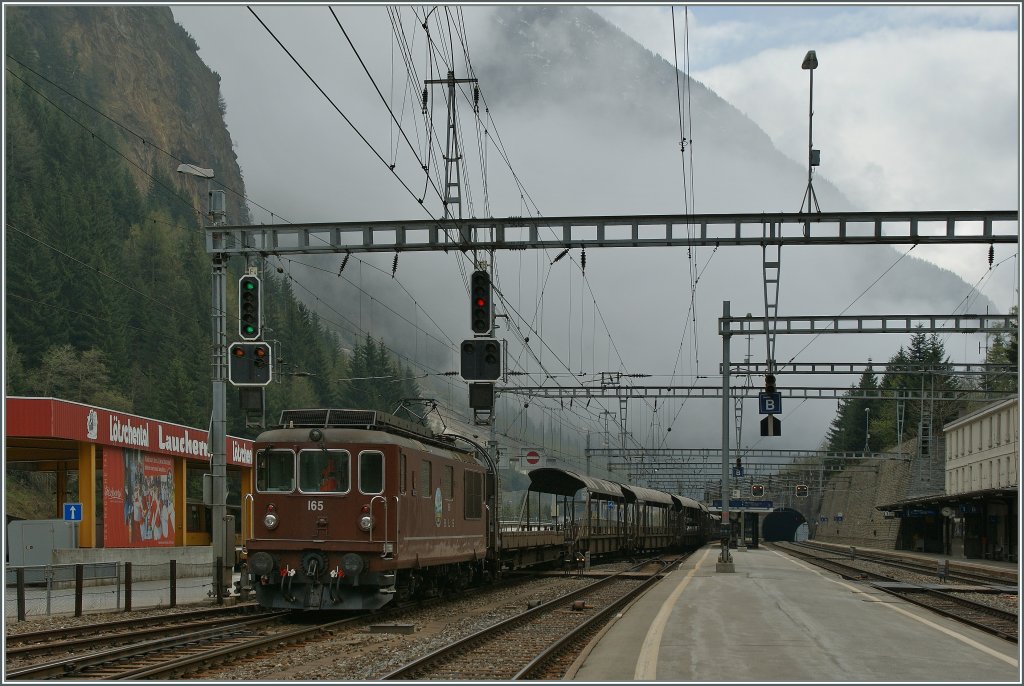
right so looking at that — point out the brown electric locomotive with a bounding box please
[244,409,498,610]
[244,408,716,611]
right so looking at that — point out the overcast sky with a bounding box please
[168,3,1020,481]
[591,3,1020,310]
[171,2,1020,310]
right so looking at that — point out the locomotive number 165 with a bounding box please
[307,500,324,511]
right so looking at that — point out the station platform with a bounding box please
[570,544,1020,682]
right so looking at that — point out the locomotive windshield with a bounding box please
[299,449,350,493]
[358,451,384,494]
[256,449,295,492]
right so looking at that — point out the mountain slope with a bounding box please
[3,7,413,435]
[162,6,998,465]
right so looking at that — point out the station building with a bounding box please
[877,396,1018,562]
[5,396,254,568]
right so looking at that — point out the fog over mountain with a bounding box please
[172,6,999,472]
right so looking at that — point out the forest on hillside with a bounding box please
[825,326,1017,455]
[4,7,422,438]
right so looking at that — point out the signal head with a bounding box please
[470,270,492,334]
[239,275,262,340]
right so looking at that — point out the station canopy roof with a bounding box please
[876,486,1017,512]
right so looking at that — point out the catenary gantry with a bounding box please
[207,209,1018,255]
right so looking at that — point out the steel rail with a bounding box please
[4,610,279,659]
[379,557,676,680]
[4,612,292,680]
[512,557,685,679]
[776,544,1018,643]
[4,604,260,648]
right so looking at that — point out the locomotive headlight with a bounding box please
[263,503,279,530]
[358,515,373,532]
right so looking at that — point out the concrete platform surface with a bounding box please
[571,545,1020,682]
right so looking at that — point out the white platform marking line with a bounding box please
[634,547,714,680]
[772,549,1018,667]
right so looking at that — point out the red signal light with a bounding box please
[254,347,266,358]
[233,347,245,357]
[470,270,492,334]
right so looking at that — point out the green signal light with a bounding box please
[244,281,255,290]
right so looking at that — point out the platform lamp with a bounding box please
[177,162,232,599]
[864,407,871,452]
[799,50,821,235]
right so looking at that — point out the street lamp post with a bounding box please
[799,50,821,223]
[864,407,871,452]
[177,163,232,598]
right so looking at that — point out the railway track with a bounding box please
[775,543,1018,643]
[5,604,267,660]
[4,611,321,680]
[882,586,1019,642]
[790,541,1018,587]
[381,554,687,680]
[5,571,556,681]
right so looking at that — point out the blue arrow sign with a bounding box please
[63,502,83,522]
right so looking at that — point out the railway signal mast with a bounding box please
[463,269,501,423]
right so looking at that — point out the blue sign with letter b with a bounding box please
[758,392,782,414]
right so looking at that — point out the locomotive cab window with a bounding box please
[358,451,384,495]
[299,449,350,493]
[256,449,295,493]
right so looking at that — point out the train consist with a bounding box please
[243,409,715,610]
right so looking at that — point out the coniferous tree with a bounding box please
[825,364,879,454]
[869,328,964,449]
[978,305,1019,394]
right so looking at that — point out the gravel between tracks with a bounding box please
[5,571,622,681]
[198,574,603,681]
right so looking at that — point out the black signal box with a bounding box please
[461,338,501,380]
